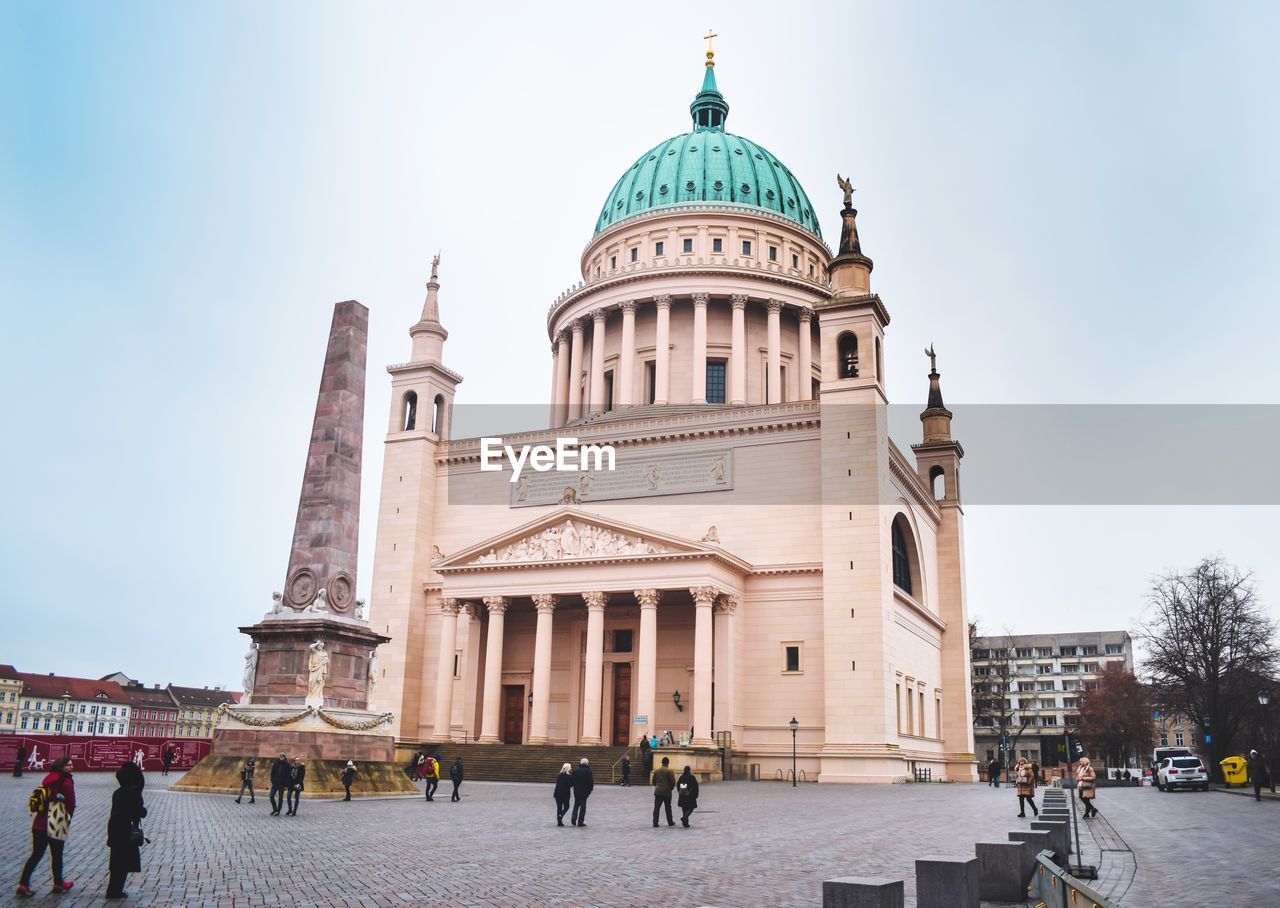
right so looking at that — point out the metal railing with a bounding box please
[776,768,808,782]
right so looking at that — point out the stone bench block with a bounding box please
[822,877,904,908]
[1007,830,1053,874]
[974,841,1028,903]
[1031,819,1070,856]
[915,855,979,908]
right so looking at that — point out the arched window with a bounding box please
[402,391,417,432]
[891,517,914,595]
[875,336,883,384]
[837,332,859,378]
[930,465,946,501]
[432,394,445,435]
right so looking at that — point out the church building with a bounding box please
[368,43,976,783]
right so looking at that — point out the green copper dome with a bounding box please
[594,63,822,239]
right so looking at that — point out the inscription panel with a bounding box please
[510,449,732,507]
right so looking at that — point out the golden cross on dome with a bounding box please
[704,29,718,66]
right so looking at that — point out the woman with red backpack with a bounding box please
[15,756,76,897]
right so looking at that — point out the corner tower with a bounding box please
[368,256,463,740]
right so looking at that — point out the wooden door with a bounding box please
[502,685,525,744]
[612,663,632,746]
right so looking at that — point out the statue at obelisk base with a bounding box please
[173,300,414,796]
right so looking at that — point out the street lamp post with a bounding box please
[60,694,70,736]
[788,717,799,787]
[1260,690,1276,794]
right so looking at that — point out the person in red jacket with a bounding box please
[15,756,76,897]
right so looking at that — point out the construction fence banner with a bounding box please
[0,734,211,773]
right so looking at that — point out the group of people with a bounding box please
[266,752,306,816]
[407,751,465,801]
[1006,755,1099,818]
[14,757,147,900]
[552,756,701,829]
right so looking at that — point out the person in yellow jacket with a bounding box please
[424,754,441,801]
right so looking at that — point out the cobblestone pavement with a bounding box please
[1,773,1274,906]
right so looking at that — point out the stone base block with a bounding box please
[170,755,416,796]
[210,727,397,762]
[822,877,904,908]
[1006,831,1050,876]
[1030,819,1070,856]
[974,841,1029,903]
[915,855,978,908]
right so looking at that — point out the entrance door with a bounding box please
[612,663,632,746]
[502,685,525,744]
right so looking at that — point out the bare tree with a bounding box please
[1136,557,1279,776]
[970,622,1032,769]
[1075,664,1153,768]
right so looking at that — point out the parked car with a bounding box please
[1156,755,1209,791]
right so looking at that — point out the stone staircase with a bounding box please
[397,743,636,785]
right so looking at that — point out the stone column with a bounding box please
[553,331,570,426]
[588,308,607,414]
[797,307,815,401]
[529,594,557,744]
[766,299,783,404]
[433,598,462,741]
[690,585,718,746]
[691,292,709,404]
[618,300,636,407]
[567,319,584,421]
[654,295,671,405]
[713,595,738,739]
[478,596,508,743]
[730,294,747,406]
[580,591,609,745]
[634,589,661,741]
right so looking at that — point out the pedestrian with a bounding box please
[1030,760,1041,786]
[268,752,290,816]
[620,755,631,786]
[161,747,174,777]
[652,756,676,827]
[13,743,24,778]
[570,757,594,827]
[1076,757,1097,817]
[450,757,464,801]
[286,758,305,816]
[234,757,256,804]
[1247,750,1266,802]
[639,734,653,782]
[411,751,426,782]
[16,755,76,897]
[341,761,356,801]
[105,761,147,900]
[423,754,440,801]
[1015,756,1038,818]
[987,756,1003,788]
[676,765,700,828]
[554,762,573,826]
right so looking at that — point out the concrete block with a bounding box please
[915,855,979,908]
[974,841,1027,903]
[1007,830,1051,876]
[822,877,904,908]
[1031,819,1070,856]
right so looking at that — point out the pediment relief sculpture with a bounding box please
[468,518,674,565]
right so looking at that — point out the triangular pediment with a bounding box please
[435,508,724,571]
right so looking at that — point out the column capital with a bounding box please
[714,594,739,615]
[531,593,558,614]
[570,318,585,335]
[634,589,662,609]
[590,307,606,324]
[689,585,720,605]
[620,299,638,313]
[483,596,509,615]
[797,306,815,323]
[691,292,710,308]
[439,598,463,615]
[464,601,484,621]
[556,329,570,346]
[583,590,609,611]
[730,294,748,310]
[653,294,672,310]
[766,298,785,314]
[551,341,559,356]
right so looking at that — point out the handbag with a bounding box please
[128,826,146,847]
[47,799,71,842]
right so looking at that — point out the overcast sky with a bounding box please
[2,2,1278,688]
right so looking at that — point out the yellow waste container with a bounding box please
[1220,756,1248,786]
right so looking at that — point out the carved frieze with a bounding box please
[468,518,674,565]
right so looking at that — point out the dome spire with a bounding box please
[690,31,728,130]
[409,252,448,363]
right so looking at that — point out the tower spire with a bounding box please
[690,32,729,130]
[409,253,448,363]
[920,345,954,443]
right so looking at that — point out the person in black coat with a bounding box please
[676,766,700,828]
[341,761,356,802]
[639,735,652,783]
[450,758,464,802]
[553,763,574,826]
[569,758,594,827]
[620,755,631,786]
[161,747,174,776]
[13,743,25,778]
[286,758,306,816]
[269,752,291,816]
[105,761,147,899]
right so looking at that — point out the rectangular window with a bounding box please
[784,645,801,673]
[1105,643,1124,655]
[1041,715,1058,726]
[1062,681,1079,691]
[630,247,638,262]
[742,240,752,256]
[644,361,656,405]
[1037,681,1054,691]
[1038,698,1056,709]
[1036,664,1053,675]
[712,238,723,253]
[991,648,1008,659]
[21,716,28,729]
[453,653,461,679]
[1175,731,1184,746]
[808,264,815,277]
[1082,662,1097,673]
[918,692,925,736]
[44,718,52,730]
[610,255,616,269]
[654,241,664,257]
[905,688,914,734]
[1036,647,1053,658]
[1063,698,1078,709]
[1018,682,1035,692]
[973,666,989,677]
[1082,646,1097,656]
[769,245,778,262]
[612,629,634,653]
[603,370,615,412]
[974,649,990,660]
[1021,716,1035,726]
[1062,663,1078,674]
[1016,647,1032,658]
[1159,733,1168,746]
[706,360,727,404]
[682,237,693,254]
[791,253,799,269]
[896,684,902,730]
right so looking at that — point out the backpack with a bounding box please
[28,785,49,815]
[424,757,436,776]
